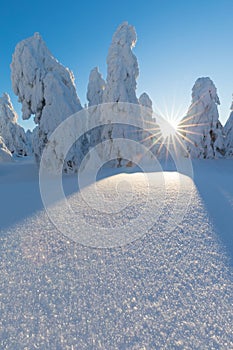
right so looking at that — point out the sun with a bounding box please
[141,100,206,160]
[159,118,178,140]
[141,111,190,159]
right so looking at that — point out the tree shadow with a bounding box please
[193,160,233,266]
[0,161,44,233]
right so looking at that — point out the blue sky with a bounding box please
[1,0,233,130]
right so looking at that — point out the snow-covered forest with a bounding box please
[1,22,233,167]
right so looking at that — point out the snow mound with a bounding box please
[180,77,225,158]
[0,93,28,156]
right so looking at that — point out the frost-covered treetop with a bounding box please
[11,32,81,126]
[0,93,17,123]
[104,22,139,104]
[87,67,106,106]
[139,92,153,110]
[191,77,220,107]
[111,21,137,48]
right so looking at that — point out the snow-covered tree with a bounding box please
[223,97,233,156]
[11,32,83,171]
[0,93,28,156]
[25,129,34,154]
[179,77,225,158]
[103,22,139,104]
[93,22,144,167]
[139,92,154,123]
[86,67,106,150]
[87,67,105,107]
[0,136,13,162]
[91,22,152,166]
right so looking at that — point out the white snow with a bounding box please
[180,77,225,158]
[0,160,232,348]
[0,93,28,156]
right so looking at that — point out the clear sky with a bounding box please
[1,0,233,130]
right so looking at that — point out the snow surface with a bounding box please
[0,93,28,156]
[0,159,232,348]
[180,77,225,158]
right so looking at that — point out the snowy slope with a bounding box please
[0,160,232,349]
